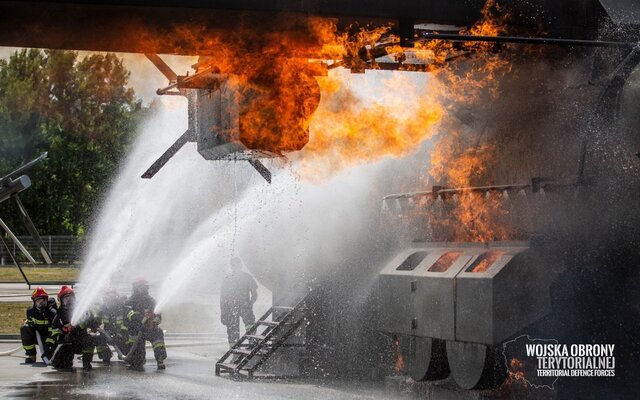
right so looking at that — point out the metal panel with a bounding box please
[455,246,551,344]
[380,245,471,339]
[194,79,245,160]
[380,242,553,346]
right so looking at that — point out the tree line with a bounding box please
[0,49,146,237]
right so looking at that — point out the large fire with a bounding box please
[420,0,514,242]
[302,0,515,240]
[134,0,515,239]
[133,17,331,155]
[298,70,443,178]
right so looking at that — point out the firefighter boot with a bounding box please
[126,363,145,371]
[153,343,167,370]
[100,347,113,366]
[25,355,37,364]
[82,354,93,371]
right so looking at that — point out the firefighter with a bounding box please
[50,286,100,370]
[124,279,166,370]
[96,287,129,365]
[20,287,57,363]
[220,257,258,346]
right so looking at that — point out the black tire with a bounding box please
[399,335,450,381]
[446,341,507,390]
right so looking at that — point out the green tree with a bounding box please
[0,49,143,237]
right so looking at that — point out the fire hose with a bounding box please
[1,330,224,359]
[97,327,125,360]
[0,346,22,356]
[48,343,65,365]
[35,331,50,365]
[0,340,221,358]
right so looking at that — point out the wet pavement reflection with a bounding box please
[1,349,396,400]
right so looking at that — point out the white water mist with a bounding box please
[71,96,261,323]
[74,69,434,325]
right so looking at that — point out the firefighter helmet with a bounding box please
[132,278,149,289]
[132,279,149,296]
[31,287,48,301]
[57,285,74,301]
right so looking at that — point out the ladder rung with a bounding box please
[231,347,268,357]
[231,349,259,355]
[216,294,310,377]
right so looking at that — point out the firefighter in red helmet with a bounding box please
[20,287,57,364]
[124,279,167,370]
[50,285,100,370]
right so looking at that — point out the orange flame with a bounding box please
[298,70,443,178]
[393,337,405,374]
[124,0,517,204]
[469,251,503,272]
[429,251,463,272]
[428,137,513,242]
[419,0,515,242]
[507,357,528,386]
[128,15,334,155]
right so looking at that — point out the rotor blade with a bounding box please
[0,152,47,184]
[0,217,37,264]
[145,54,178,82]
[141,130,194,179]
[247,159,272,183]
[0,234,30,287]
[416,32,632,48]
[12,195,53,264]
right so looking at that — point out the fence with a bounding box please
[0,235,83,265]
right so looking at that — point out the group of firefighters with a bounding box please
[18,257,258,372]
[19,279,167,371]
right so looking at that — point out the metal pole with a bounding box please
[0,218,37,264]
[417,33,634,48]
[35,331,50,365]
[0,234,30,288]
[0,152,47,184]
[12,195,53,264]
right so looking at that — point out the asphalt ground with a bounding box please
[0,282,399,399]
[0,285,540,399]
[0,337,398,400]
[0,283,62,302]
